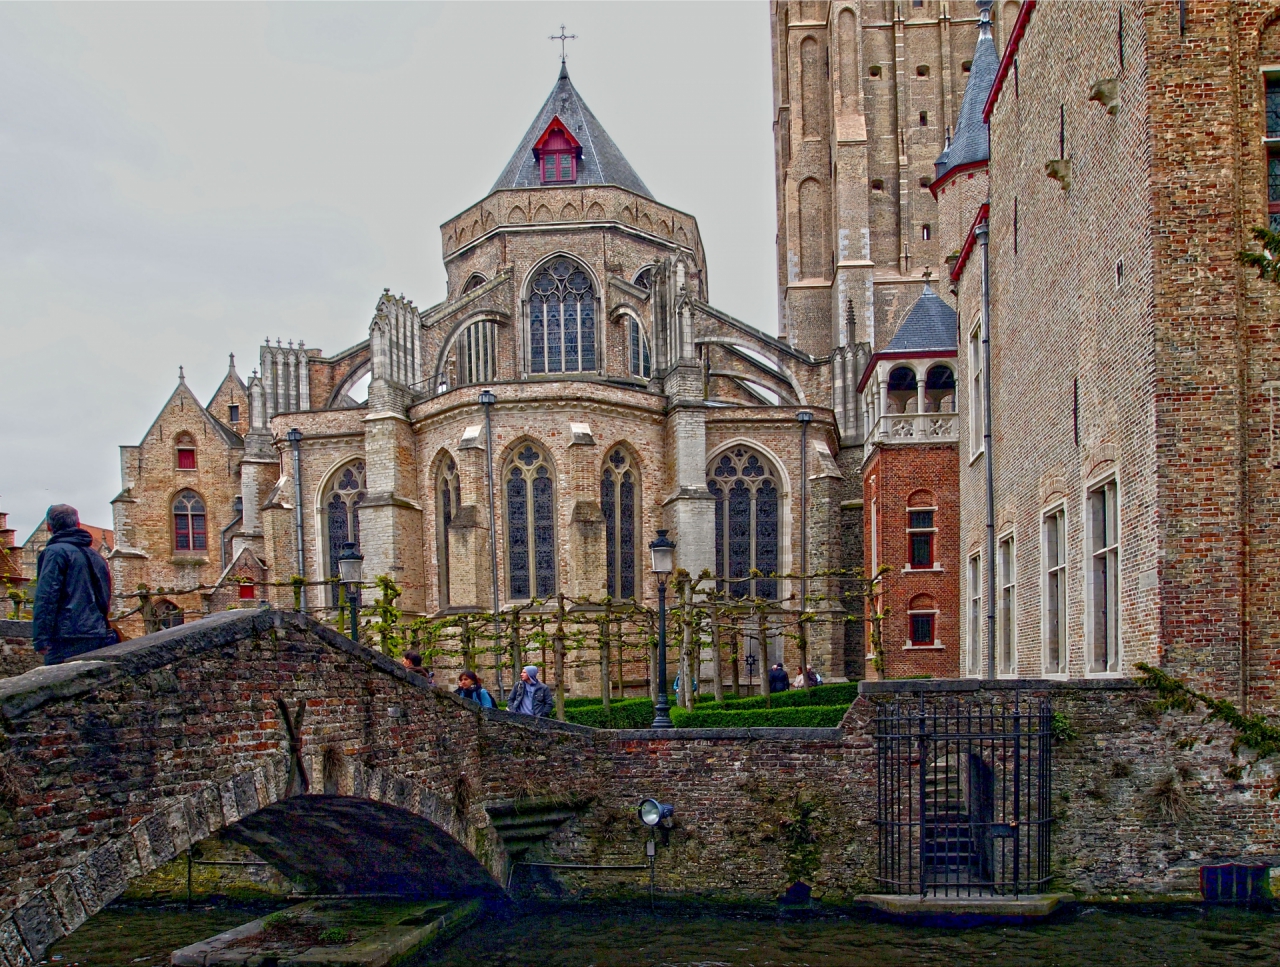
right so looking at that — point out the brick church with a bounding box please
[109,1,1280,706]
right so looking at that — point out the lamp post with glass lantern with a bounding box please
[648,530,675,729]
[337,542,363,644]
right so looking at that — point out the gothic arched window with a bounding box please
[628,316,652,379]
[172,490,206,551]
[436,457,460,607]
[601,448,640,600]
[506,444,556,599]
[451,319,496,390]
[708,448,781,599]
[323,460,366,606]
[528,258,596,375]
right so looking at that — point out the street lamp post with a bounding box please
[648,530,675,729]
[337,541,363,644]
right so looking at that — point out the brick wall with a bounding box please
[0,621,37,679]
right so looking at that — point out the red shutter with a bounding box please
[177,448,196,470]
[239,582,256,600]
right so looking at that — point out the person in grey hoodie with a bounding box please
[507,665,553,717]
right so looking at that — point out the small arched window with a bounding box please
[708,448,781,600]
[602,448,640,600]
[436,457,460,608]
[323,461,366,606]
[172,490,206,551]
[175,432,197,471]
[871,179,885,192]
[506,444,556,599]
[925,364,957,412]
[627,316,652,379]
[917,64,930,77]
[869,65,882,78]
[462,273,487,294]
[887,365,918,413]
[921,224,932,240]
[633,266,654,290]
[528,258,596,375]
[153,599,184,630]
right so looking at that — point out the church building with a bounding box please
[109,61,863,683]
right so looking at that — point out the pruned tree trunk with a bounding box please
[553,595,567,721]
[710,601,724,703]
[679,580,695,710]
[599,614,611,711]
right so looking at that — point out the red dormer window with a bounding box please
[534,116,581,185]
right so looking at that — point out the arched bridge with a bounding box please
[0,610,604,962]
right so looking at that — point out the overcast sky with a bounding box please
[0,1,776,542]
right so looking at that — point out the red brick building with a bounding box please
[859,288,960,677]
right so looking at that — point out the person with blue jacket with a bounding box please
[455,670,496,708]
[33,505,117,665]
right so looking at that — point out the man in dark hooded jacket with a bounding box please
[33,505,117,665]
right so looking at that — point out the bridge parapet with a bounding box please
[0,609,598,963]
[0,620,36,680]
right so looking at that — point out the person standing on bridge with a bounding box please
[33,504,118,665]
[456,670,496,708]
[507,665,552,717]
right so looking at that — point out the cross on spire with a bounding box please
[549,24,577,65]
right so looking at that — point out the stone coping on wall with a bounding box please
[0,619,32,638]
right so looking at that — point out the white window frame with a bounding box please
[905,607,942,650]
[997,530,1016,677]
[904,504,940,572]
[1041,504,1069,678]
[1084,475,1121,676]
[968,320,984,462]
[967,552,983,677]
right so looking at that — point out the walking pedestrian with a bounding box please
[33,505,118,666]
[455,670,496,708]
[507,665,553,717]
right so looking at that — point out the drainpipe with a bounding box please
[479,390,502,695]
[976,221,996,680]
[287,428,306,611]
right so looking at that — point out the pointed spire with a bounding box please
[228,352,237,371]
[933,0,999,183]
[178,365,186,382]
[490,67,653,198]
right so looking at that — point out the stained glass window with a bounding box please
[436,458,460,607]
[707,448,781,599]
[172,490,206,551]
[1268,76,1280,138]
[529,259,596,375]
[507,444,557,599]
[602,448,640,599]
[323,460,366,606]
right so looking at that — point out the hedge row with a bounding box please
[690,681,859,713]
[669,705,847,729]
[563,698,656,729]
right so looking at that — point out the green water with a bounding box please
[44,901,1280,967]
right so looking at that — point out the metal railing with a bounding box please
[874,694,1053,897]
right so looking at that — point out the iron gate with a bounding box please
[874,694,1053,897]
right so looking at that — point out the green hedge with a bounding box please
[689,681,858,713]
[669,705,847,729]
[564,698,655,729]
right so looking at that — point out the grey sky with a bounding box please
[0,1,776,542]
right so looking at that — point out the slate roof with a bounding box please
[490,64,653,199]
[885,286,958,353]
[933,7,999,184]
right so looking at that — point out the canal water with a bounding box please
[44,901,1280,967]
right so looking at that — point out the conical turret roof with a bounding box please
[934,5,999,184]
[490,65,653,198]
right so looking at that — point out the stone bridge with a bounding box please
[2,610,1277,964]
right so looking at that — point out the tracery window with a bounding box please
[324,460,366,606]
[154,599,184,630]
[601,448,640,599]
[506,444,556,599]
[436,457,460,607]
[173,490,206,551]
[529,258,596,375]
[628,316,652,379]
[707,448,780,599]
